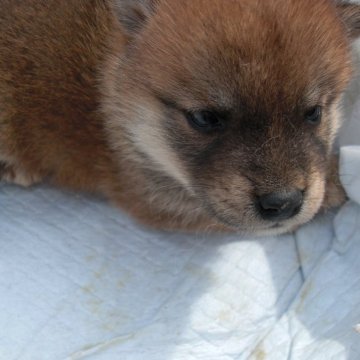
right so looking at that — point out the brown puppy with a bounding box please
[0,0,358,235]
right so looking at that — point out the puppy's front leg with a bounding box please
[0,162,41,187]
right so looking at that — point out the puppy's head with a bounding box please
[106,0,360,235]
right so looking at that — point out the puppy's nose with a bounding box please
[257,189,303,221]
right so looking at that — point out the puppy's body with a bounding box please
[0,0,358,234]
[0,1,119,191]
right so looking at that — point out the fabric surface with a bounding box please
[1,155,360,360]
[1,151,360,360]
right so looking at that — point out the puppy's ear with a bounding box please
[336,2,360,39]
[113,0,156,35]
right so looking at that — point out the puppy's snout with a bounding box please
[257,189,303,221]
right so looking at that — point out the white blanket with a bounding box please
[1,150,360,360]
[1,49,360,360]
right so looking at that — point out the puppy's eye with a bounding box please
[186,110,225,133]
[305,106,322,125]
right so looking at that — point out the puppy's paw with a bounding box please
[322,155,347,210]
[0,162,41,187]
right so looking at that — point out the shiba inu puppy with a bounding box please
[0,0,359,235]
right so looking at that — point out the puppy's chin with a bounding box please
[204,214,306,237]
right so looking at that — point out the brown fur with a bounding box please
[0,0,358,235]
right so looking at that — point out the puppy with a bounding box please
[0,0,358,235]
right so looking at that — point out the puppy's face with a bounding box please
[107,0,360,235]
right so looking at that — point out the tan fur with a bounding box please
[0,0,357,235]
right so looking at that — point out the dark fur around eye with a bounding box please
[305,106,322,125]
[185,111,225,133]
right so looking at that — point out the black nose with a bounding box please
[257,189,303,221]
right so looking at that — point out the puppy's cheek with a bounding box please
[321,155,347,210]
[121,102,191,188]
[134,123,187,185]
[301,172,326,222]
[323,103,342,147]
